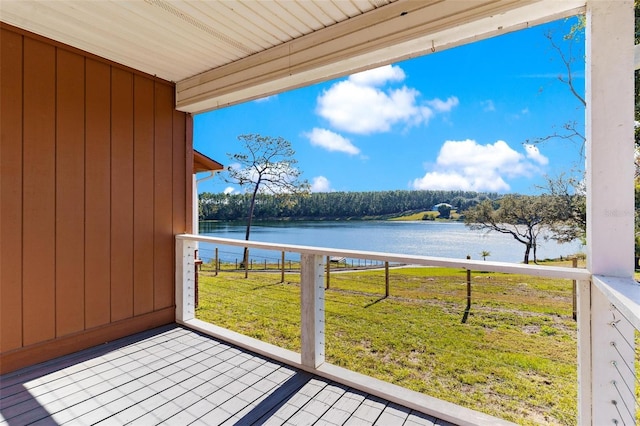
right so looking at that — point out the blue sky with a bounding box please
[194,17,585,196]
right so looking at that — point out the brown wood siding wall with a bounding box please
[0,25,192,374]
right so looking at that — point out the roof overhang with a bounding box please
[194,150,224,174]
[1,0,585,114]
[177,0,585,113]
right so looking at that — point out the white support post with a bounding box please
[193,175,199,235]
[176,237,197,323]
[585,0,634,277]
[300,253,325,369]
[576,279,592,425]
[584,1,635,424]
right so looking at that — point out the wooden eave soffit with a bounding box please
[176,0,585,114]
[194,150,224,174]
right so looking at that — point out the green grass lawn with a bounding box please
[196,264,578,425]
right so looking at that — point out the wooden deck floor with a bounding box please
[0,325,454,426]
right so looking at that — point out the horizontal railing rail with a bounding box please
[593,275,640,330]
[177,234,591,280]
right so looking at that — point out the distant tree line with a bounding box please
[199,190,498,221]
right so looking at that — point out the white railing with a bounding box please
[175,233,638,425]
[583,275,640,425]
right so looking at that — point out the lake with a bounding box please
[198,220,584,265]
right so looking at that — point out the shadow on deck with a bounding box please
[0,325,454,425]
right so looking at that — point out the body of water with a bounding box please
[198,220,584,265]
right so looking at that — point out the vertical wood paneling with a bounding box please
[110,68,134,322]
[154,83,174,309]
[172,110,187,236]
[56,49,86,336]
[133,75,155,315]
[1,26,191,372]
[85,59,112,328]
[0,29,24,352]
[22,38,56,346]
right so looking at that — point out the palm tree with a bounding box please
[480,250,491,261]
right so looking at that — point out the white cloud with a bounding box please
[436,140,527,176]
[524,144,549,165]
[304,128,360,155]
[254,95,276,103]
[311,176,332,192]
[426,96,459,112]
[316,65,457,135]
[509,107,530,120]
[226,162,241,171]
[317,82,427,134]
[411,139,547,192]
[223,187,235,195]
[413,170,510,192]
[349,65,405,86]
[481,100,495,112]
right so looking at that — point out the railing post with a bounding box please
[280,251,285,283]
[576,279,592,425]
[326,255,331,290]
[175,237,196,323]
[245,250,249,278]
[215,247,219,276]
[572,257,577,320]
[301,253,325,369]
[466,255,471,311]
[385,261,389,297]
[194,250,202,308]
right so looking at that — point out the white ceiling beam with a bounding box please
[177,0,585,114]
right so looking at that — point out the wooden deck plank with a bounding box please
[237,371,315,425]
[343,395,388,424]
[0,325,176,389]
[318,388,364,424]
[0,325,457,426]
[374,402,410,425]
[404,410,439,426]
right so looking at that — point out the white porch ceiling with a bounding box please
[1,0,585,114]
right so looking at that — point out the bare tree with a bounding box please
[529,11,640,258]
[464,195,550,264]
[537,174,586,244]
[526,18,586,155]
[226,134,310,267]
[538,12,639,172]
[523,19,588,247]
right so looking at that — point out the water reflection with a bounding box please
[198,220,584,264]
